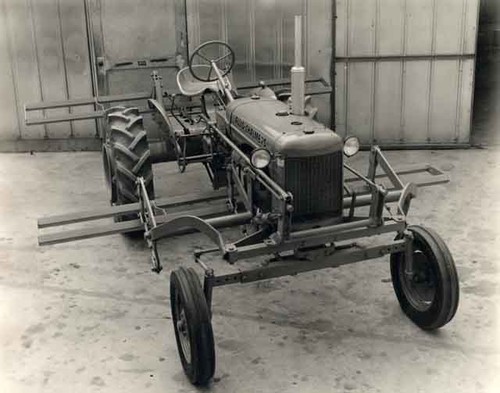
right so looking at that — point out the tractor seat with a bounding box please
[176,65,222,97]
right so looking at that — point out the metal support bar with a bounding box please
[137,177,157,228]
[205,118,291,202]
[289,218,374,240]
[227,220,405,263]
[26,111,103,125]
[39,209,251,246]
[211,239,407,287]
[203,271,215,312]
[335,54,475,63]
[369,185,388,226]
[230,166,251,211]
[371,146,405,190]
[344,163,447,185]
[26,108,153,126]
[25,92,151,111]
[236,77,329,90]
[38,190,227,228]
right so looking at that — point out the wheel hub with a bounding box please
[176,304,191,364]
[402,250,437,311]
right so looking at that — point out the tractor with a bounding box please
[30,16,458,386]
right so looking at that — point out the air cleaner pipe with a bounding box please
[291,15,305,115]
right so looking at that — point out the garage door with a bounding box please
[335,0,480,147]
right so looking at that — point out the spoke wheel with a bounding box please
[391,225,459,330]
[170,267,215,386]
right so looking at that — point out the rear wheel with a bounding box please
[170,267,215,386]
[390,225,459,330]
[104,107,154,222]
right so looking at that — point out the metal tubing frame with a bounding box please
[24,91,153,126]
[37,160,446,247]
[207,239,407,288]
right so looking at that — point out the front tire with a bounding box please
[170,267,215,386]
[390,225,459,330]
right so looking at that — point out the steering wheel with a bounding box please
[189,41,235,82]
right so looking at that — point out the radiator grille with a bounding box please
[284,152,343,219]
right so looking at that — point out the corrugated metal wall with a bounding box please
[0,0,480,150]
[335,0,480,146]
[0,0,96,151]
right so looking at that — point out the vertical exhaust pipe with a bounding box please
[291,15,305,116]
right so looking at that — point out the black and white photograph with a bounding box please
[0,0,499,392]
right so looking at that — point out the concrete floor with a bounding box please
[0,147,499,393]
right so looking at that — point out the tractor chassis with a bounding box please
[38,145,448,312]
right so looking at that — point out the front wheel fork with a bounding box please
[403,231,415,278]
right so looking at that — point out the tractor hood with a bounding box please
[226,97,342,158]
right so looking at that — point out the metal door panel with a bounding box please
[337,0,479,146]
[306,0,332,126]
[464,0,480,54]
[347,62,374,142]
[254,1,281,81]
[348,0,376,57]
[224,0,252,82]
[402,61,431,143]
[2,0,46,140]
[335,63,347,137]
[435,0,466,55]
[374,62,403,143]
[59,0,95,138]
[32,0,72,139]
[185,0,201,49]
[457,58,475,143]
[335,0,348,57]
[429,60,460,143]
[0,2,19,141]
[96,0,178,96]
[405,0,434,55]
[378,0,405,56]
[194,0,223,45]
[100,0,176,62]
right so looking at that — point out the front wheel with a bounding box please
[170,267,215,386]
[390,225,459,330]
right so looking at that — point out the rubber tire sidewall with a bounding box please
[390,225,459,330]
[170,267,215,385]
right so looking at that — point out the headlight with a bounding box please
[250,148,271,169]
[343,136,360,157]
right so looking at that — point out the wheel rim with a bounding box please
[174,293,191,364]
[399,249,437,312]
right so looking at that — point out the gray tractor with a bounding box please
[34,16,458,386]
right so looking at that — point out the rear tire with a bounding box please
[390,225,459,330]
[105,107,154,222]
[170,267,215,386]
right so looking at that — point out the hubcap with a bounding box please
[401,250,437,312]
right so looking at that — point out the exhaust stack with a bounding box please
[291,15,305,116]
